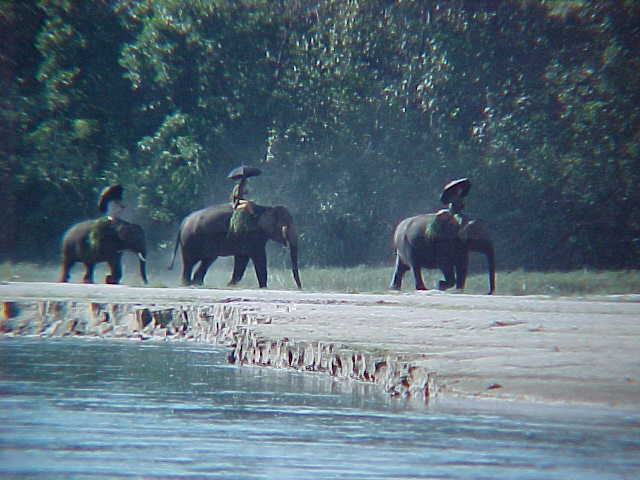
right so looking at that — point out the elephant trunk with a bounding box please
[138,251,148,284]
[283,225,302,289]
[290,244,302,289]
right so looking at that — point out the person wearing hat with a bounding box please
[98,184,126,221]
[90,184,126,257]
[230,177,254,214]
[440,177,471,224]
[227,166,262,236]
[440,178,470,216]
[426,178,471,239]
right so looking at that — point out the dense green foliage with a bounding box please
[2,0,639,271]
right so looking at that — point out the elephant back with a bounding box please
[183,204,282,238]
[183,205,233,235]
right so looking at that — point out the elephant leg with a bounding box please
[192,257,215,286]
[389,254,409,290]
[106,255,123,284]
[60,258,74,282]
[411,263,427,290]
[438,263,456,291]
[433,240,458,291]
[228,255,250,286]
[181,256,197,286]
[82,263,95,284]
[252,249,268,288]
[455,252,469,290]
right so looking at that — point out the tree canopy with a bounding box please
[2,0,639,270]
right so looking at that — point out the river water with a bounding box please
[0,338,638,479]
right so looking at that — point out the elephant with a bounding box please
[169,203,301,289]
[60,218,148,284]
[389,212,495,294]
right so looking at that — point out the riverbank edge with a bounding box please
[0,299,435,402]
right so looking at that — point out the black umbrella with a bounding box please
[440,178,471,204]
[98,184,124,213]
[227,165,262,180]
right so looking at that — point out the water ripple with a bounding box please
[1,337,638,479]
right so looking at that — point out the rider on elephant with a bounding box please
[427,178,471,237]
[89,184,125,259]
[440,177,470,222]
[228,165,262,237]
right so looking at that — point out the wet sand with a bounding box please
[1,282,639,410]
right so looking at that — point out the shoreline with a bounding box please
[1,282,639,412]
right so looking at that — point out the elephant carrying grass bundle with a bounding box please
[390,212,495,294]
[169,203,301,289]
[60,218,148,285]
[87,217,113,257]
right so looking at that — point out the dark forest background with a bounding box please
[2,0,639,271]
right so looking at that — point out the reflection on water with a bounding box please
[0,337,638,479]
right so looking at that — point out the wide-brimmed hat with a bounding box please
[440,178,471,204]
[227,165,262,181]
[98,184,124,213]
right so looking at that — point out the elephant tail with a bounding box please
[168,230,181,271]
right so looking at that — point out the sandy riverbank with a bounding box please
[1,281,639,410]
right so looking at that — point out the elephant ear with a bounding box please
[459,219,489,241]
[112,219,134,238]
[255,206,293,242]
[257,206,290,227]
[272,206,292,224]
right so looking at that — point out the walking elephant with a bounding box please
[60,218,148,284]
[389,212,495,294]
[169,203,301,289]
